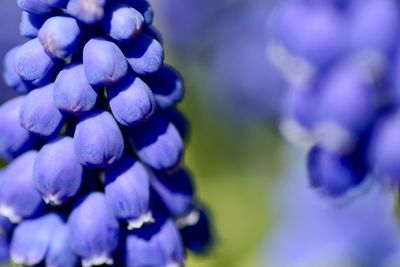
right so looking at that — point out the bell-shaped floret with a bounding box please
[74,109,125,168]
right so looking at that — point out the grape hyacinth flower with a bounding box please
[0,0,213,266]
[267,0,400,197]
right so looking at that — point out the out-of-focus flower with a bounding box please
[263,154,400,267]
[267,0,400,197]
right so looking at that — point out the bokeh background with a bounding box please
[2,1,400,267]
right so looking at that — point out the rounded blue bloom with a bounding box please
[3,46,30,94]
[83,37,128,87]
[66,0,108,24]
[164,109,191,142]
[347,0,400,55]
[123,33,164,75]
[17,0,53,15]
[272,0,344,67]
[103,3,145,43]
[46,223,79,267]
[179,207,213,254]
[123,0,153,25]
[152,168,195,218]
[14,38,60,86]
[317,62,376,136]
[128,112,184,171]
[108,74,156,126]
[10,213,63,266]
[68,192,120,267]
[74,109,125,168]
[38,16,82,59]
[368,112,400,183]
[308,145,367,197]
[125,214,185,267]
[20,83,65,138]
[144,65,184,109]
[0,97,39,160]
[0,151,43,223]
[20,11,49,39]
[34,136,83,205]
[105,155,152,229]
[54,63,98,115]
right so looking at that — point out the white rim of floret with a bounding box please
[11,251,42,266]
[175,209,200,229]
[127,212,155,230]
[0,204,21,224]
[166,262,182,267]
[43,194,63,206]
[279,118,315,150]
[350,50,388,79]
[313,122,356,155]
[266,41,316,87]
[82,254,114,267]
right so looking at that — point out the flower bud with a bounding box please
[20,83,65,138]
[10,213,63,265]
[0,151,43,223]
[74,109,125,168]
[83,37,128,87]
[128,113,183,171]
[68,192,120,267]
[108,74,156,126]
[105,155,152,229]
[34,136,83,205]
[0,97,39,160]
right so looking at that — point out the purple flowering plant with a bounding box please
[0,0,213,266]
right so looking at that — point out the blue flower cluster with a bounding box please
[0,0,212,266]
[268,0,400,196]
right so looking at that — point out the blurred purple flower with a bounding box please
[264,154,400,267]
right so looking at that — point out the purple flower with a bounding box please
[128,112,184,171]
[83,37,128,87]
[3,46,30,94]
[68,192,120,267]
[0,96,39,160]
[54,63,98,115]
[20,83,65,138]
[144,65,184,110]
[46,223,79,267]
[34,136,83,205]
[125,214,185,267]
[20,11,48,39]
[66,0,108,24]
[123,33,164,75]
[105,155,152,229]
[38,16,82,59]
[14,38,60,86]
[152,168,195,218]
[17,0,53,15]
[74,109,125,168]
[108,74,156,126]
[102,3,145,43]
[0,151,43,223]
[308,145,367,197]
[10,213,63,265]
